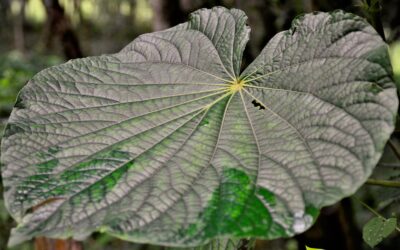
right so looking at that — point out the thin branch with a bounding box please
[353,196,400,232]
[353,196,382,218]
[366,178,400,188]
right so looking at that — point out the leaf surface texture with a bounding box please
[1,7,397,247]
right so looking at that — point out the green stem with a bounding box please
[353,196,400,232]
[366,178,400,188]
[353,196,383,218]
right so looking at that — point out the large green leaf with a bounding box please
[0,7,397,247]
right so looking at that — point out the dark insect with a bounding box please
[251,99,266,110]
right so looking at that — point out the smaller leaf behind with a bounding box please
[362,217,397,247]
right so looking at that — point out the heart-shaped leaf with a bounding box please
[0,7,398,247]
[362,217,397,247]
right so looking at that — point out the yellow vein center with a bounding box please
[229,79,245,92]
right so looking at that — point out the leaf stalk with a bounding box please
[365,179,400,188]
[353,196,400,232]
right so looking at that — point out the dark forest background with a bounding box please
[0,0,399,250]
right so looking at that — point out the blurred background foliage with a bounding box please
[0,0,399,250]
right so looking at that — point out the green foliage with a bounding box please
[362,217,397,247]
[359,0,382,13]
[367,137,400,209]
[354,191,400,247]
[0,51,62,117]
[359,137,400,247]
[0,6,398,248]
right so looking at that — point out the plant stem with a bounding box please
[353,196,383,218]
[353,196,400,232]
[366,178,400,188]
